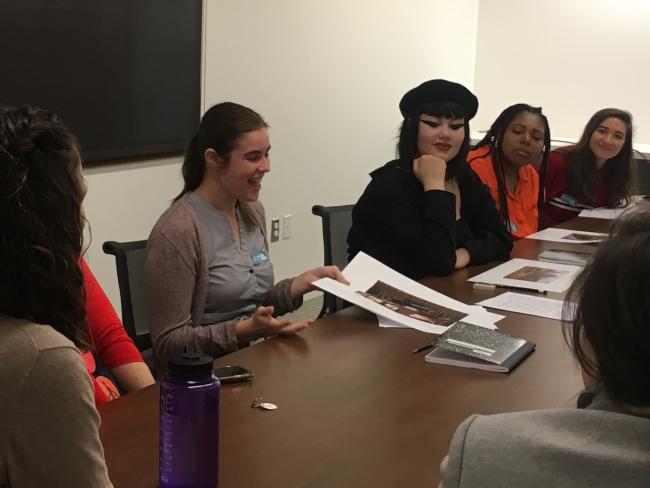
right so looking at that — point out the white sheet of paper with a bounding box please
[525,228,606,244]
[313,252,503,334]
[476,292,564,321]
[468,258,581,293]
[578,197,650,219]
[578,207,628,219]
[376,317,404,328]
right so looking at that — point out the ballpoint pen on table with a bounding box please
[412,337,441,354]
[472,282,548,295]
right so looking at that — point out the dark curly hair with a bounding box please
[0,106,90,349]
[563,209,650,406]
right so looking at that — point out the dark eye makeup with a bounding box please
[419,119,464,130]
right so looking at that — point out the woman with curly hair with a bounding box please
[0,106,112,486]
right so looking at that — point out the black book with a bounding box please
[424,321,535,372]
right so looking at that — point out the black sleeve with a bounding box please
[348,172,459,279]
[460,171,513,265]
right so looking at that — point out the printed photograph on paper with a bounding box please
[357,280,466,326]
[562,232,603,242]
[504,266,571,284]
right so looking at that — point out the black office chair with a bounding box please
[634,151,650,195]
[102,239,155,376]
[311,204,354,318]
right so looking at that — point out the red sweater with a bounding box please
[542,150,609,227]
[81,259,144,405]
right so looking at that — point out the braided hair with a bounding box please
[471,104,551,232]
[0,106,90,349]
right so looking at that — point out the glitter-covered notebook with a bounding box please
[424,321,535,372]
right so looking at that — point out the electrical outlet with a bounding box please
[271,218,280,242]
[282,214,291,239]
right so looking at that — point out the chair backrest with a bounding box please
[312,204,354,268]
[102,240,151,352]
[311,204,354,317]
[636,156,650,195]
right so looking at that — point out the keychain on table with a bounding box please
[251,397,278,410]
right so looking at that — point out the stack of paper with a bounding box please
[537,249,591,266]
[578,207,628,219]
[578,196,650,219]
[525,228,606,244]
[468,258,581,293]
[476,292,564,321]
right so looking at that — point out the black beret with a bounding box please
[399,79,478,120]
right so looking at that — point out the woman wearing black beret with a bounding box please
[347,79,512,279]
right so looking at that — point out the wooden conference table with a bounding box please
[99,217,611,487]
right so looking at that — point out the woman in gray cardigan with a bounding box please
[439,209,650,487]
[145,102,345,370]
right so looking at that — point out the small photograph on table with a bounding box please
[525,228,606,244]
[357,280,466,326]
[504,266,571,284]
[561,232,603,242]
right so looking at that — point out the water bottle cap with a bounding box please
[168,352,214,379]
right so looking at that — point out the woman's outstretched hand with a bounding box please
[234,305,312,344]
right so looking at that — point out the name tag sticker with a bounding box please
[507,220,519,233]
[251,249,269,266]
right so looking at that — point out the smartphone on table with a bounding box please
[212,365,254,384]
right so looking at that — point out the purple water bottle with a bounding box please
[159,352,220,488]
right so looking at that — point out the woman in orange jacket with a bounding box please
[468,104,550,238]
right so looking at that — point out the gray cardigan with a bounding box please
[145,195,300,371]
[440,389,650,487]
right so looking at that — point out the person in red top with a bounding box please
[542,108,636,227]
[81,258,155,404]
[468,104,550,238]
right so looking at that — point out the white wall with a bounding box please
[82,0,480,314]
[202,0,479,287]
[473,0,650,144]
[82,157,183,310]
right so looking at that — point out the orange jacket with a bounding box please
[468,147,539,239]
